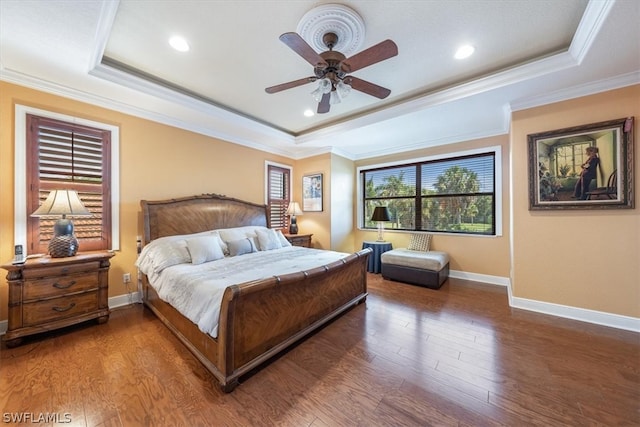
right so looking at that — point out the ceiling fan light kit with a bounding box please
[265,3,398,114]
[311,78,332,102]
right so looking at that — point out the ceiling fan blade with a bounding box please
[317,92,331,114]
[265,77,316,94]
[340,40,398,73]
[348,77,391,99]
[279,32,328,68]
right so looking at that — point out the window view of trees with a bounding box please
[362,153,495,235]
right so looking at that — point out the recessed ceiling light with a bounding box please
[304,109,314,117]
[169,36,190,52]
[454,44,474,59]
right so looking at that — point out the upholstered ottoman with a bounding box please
[381,249,450,289]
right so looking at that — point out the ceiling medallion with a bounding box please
[296,4,365,57]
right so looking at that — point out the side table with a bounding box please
[284,233,313,248]
[1,250,114,347]
[362,241,393,273]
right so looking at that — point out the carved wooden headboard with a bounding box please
[141,194,269,243]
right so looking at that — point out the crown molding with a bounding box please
[510,71,640,112]
[1,65,302,159]
[295,49,578,146]
[569,0,615,64]
[87,0,120,71]
[348,126,509,161]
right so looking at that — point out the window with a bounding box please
[26,115,111,253]
[552,141,592,177]
[360,149,499,235]
[265,162,291,229]
[14,105,120,254]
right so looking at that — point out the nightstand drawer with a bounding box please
[284,233,313,248]
[23,292,99,326]
[22,261,101,280]
[1,251,114,347]
[23,272,99,300]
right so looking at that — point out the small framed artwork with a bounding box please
[527,117,634,210]
[302,173,323,212]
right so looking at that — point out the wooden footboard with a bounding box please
[143,248,371,392]
[140,194,372,392]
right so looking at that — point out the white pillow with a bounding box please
[187,235,225,264]
[210,230,228,255]
[136,230,220,274]
[256,228,282,251]
[218,227,247,243]
[275,230,292,247]
[144,239,191,273]
[219,226,266,243]
[227,237,258,257]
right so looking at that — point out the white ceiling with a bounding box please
[1,0,639,160]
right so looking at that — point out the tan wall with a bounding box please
[0,82,295,321]
[329,153,356,253]
[354,135,511,278]
[293,154,332,250]
[511,85,640,317]
[2,80,637,323]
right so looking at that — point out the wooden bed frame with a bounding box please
[140,194,371,392]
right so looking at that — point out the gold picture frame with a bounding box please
[527,117,634,210]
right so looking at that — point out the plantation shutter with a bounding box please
[267,164,290,229]
[27,114,112,254]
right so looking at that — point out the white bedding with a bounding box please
[141,246,348,338]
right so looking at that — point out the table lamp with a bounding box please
[286,201,303,234]
[31,189,92,257]
[371,206,391,241]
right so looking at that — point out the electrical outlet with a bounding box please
[123,273,131,284]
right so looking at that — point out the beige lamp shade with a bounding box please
[286,201,303,235]
[286,201,303,216]
[31,189,91,218]
[31,190,91,257]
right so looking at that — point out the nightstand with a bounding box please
[284,233,313,248]
[1,250,114,347]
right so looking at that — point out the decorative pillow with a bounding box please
[218,227,248,244]
[148,239,191,273]
[210,231,228,255]
[227,237,258,257]
[219,226,267,244]
[255,228,282,251]
[407,233,432,252]
[186,235,225,265]
[275,230,292,247]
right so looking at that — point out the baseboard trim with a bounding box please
[449,269,510,287]
[508,293,640,333]
[2,285,637,336]
[0,292,142,336]
[449,270,639,333]
[109,291,142,309]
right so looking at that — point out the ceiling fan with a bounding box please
[265,32,398,114]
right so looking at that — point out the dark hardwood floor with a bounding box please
[1,274,638,426]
